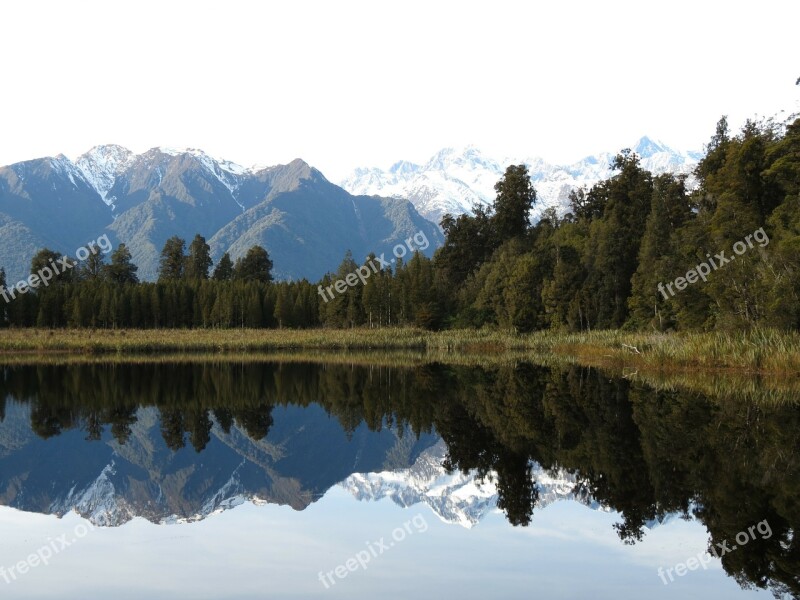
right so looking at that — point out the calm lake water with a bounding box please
[0,360,796,599]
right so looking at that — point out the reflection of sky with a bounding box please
[0,489,772,599]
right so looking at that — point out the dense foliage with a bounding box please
[1,116,798,331]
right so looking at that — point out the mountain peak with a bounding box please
[633,136,670,157]
[342,139,702,224]
[80,144,134,159]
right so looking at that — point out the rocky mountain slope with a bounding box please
[0,147,442,282]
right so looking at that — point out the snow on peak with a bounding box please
[341,139,703,225]
[74,145,252,204]
[633,136,669,157]
[48,154,86,190]
[76,145,135,204]
[339,440,609,529]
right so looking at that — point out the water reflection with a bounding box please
[0,360,797,597]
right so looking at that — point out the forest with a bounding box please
[1,115,798,332]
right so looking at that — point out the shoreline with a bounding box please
[0,327,797,375]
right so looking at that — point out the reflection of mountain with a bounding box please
[0,359,797,599]
[341,440,607,528]
[0,402,437,527]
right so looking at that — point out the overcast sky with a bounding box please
[1,0,797,180]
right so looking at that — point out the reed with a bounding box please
[0,327,799,375]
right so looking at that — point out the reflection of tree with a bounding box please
[4,360,800,596]
[231,405,273,441]
[160,408,186,451]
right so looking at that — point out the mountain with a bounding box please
[0,401,438,527]
[0,401,612,530]
[0,147,443,282]
[340,138,704,224]
[341,440,609,529]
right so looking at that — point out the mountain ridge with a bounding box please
[341,137,703,224]
[0,147,443,282]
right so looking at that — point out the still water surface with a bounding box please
[0,360,796,599]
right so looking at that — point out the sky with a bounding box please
[1,0,798,181]
[0,493,770,599]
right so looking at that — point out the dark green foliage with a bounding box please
[441,116,800,333]
[2,115,800,334]
[158,236,186,282]
[492,164,536,241]
[81,250,106,281]
[233,246,273,283]
[212,253,234,281]
[31,249,73,284]
[106,244,139,285]
[436,205,496,288]
[185,234,213,281]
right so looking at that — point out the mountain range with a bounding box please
[0,138,701,284]
[0,147,442,283]
[341,440,609,529]
[0,401,611,529]
[0,401,438,527]
[341,137,704,224]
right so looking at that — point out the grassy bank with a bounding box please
[0,327,799,374]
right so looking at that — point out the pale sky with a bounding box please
[1,0,798,180]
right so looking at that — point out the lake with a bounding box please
[0,359,796,599]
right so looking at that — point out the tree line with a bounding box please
[434,114,800,331]
[1,114,798,331]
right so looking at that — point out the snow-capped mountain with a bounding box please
[75,144,136,205]
[0,145,442,282]
[340,440,608,529]
[341,138,704,224]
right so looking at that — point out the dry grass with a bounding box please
[0,327,799,375]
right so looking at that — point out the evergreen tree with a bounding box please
[233,246,273,283]
[31,249,73,284]
[212,253,234,281]
[436,204,495,287]
[81,250,106,281]
[186,234,212,281]
[106,244,139,285]
[580,151,653,328]
[158,236,186,281]
[492,164,536,241]
[627,175,690,329]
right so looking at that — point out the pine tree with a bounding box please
[580,151,653,328]
[106,244,139,284]
[233,246,273,283]
[186,234,212,281]
[31,249,72,284]
[628,175,690,329]
[212,253,234,281]
[82,250,106,281]
[492,164,536,241]
[158,236,186,281]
